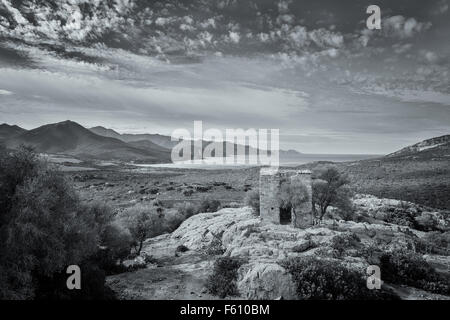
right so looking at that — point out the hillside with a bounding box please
[90,126,179,149]
[0,123,26,141]
[386,135,450,160]
[6,121,171,162]
[297,134,450,209]
[90,126,303,160]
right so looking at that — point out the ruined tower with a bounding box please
[259,168,312,228]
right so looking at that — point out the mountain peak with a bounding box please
[54,120,82,127]
[0,123,26,139]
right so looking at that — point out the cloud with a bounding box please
[308,28,344,48]
[0,89,13,95]
[383,16,431,39]
[431,0,449,15]
[228,31,241,44]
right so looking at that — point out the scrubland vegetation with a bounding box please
[1,146,448,300]
[0,147,224,299]
[0,147,120,299]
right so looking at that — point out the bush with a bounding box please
[198,197,221,213]
[330,232,361,257]
[206,257,244,298]
[384,208,416,228]
[203,232,226,256]
[99,222,133,272]
[414,231,450,255]
[117,204,165,255]
[176,202,198,218]
[424,231,450,253]
[0,147,116,299]
[281,257,397,300]
[380,250,449,295]
[245,189,260,216]
[414,213,440,232]
[176,245,189,253]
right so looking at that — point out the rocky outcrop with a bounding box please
[109,195,449,300]
[237,263,297,300]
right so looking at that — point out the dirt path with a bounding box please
[106,235,220,300]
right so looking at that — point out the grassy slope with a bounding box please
[298,157,450,210]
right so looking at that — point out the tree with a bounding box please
[118,205,164,255]
[278,177,310,225]
[0,147,119,299]
[0,147,123,299]
[312,167,352,220]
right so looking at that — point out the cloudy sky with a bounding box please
[0,0,449,154]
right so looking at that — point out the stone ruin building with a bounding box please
[259,168,313,228]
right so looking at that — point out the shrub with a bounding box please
[380,250,449,295]
[198,197,221,213]
[384,208,416,228]
[414,232,450,255]
[338,208,357,221]
[117,204,165,255]
[99,222,133,270]
[0,147,116,299]
[281,257,397,300]
[176,245,189,253]
[424,231,450,253]
[414,213,440,232]
[176,202,199,219]
[245,189,260,216]
[203,234,226,256]
[330,232,361,257]
[163,208,186,232]
[206,257,244,298]
[196,185,211,192]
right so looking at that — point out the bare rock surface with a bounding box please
[107,197,449,300]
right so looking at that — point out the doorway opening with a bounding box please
[280,206,292,225]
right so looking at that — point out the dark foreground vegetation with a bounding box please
[0,147,226,299]
[0,147,124,299]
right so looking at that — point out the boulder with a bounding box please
[237,263,297,300]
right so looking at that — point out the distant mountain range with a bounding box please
[89,125,301,160]
[3,121,446,164]
[0,121,171,162]
[90,126,179,150]
[0,121,303,163]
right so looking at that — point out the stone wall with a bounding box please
[259,168,312,228]
[259,168,281,224]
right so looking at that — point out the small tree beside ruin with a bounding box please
[312,167,352,221]
[278,177,310,226]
